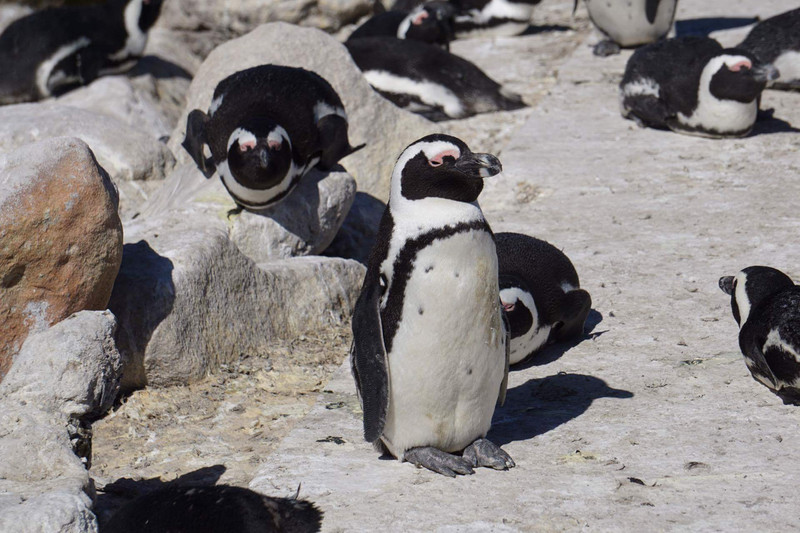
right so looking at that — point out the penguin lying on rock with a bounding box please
[182,65,363,211]
[620,36,778,138]
[347,2,457,49]
[739,8,800,90]
[719,266,800,405]
[496,233,592,365]
[0,0,163,104]
[575,0,677,57]
[345,37,526,121]
[351,134,514,477]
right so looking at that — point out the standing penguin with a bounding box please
[345,37,526,121]
[0,0,164,104]
[351,134,514,477]
[496,233,592,365]
[347,2,456,49]
[739,8,800,90]
[620,36,778,138]
[719,266,800,405]
[575,0,678,56]
[182,65,363,211]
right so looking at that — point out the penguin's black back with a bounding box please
[205,65,346,164]
[739,8,800,63]
[348,11,408,40]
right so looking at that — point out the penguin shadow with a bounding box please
[128,55,193,81]
[96,465,323,533]
[323,191,386,265]
[674,17,760,38]
[520,24,573,36]
[512,309,607,370]
[489,372,633,447]
[752,108,800,136]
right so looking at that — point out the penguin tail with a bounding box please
[182,109,215,178]
[497,88,528,111]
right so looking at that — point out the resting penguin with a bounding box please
[182,65,363,211]
[574,0,677,57]
[451,0,542,38]
[350,134,514,477]
[347,2,457,49]
[620,36,779,138]
[496,233,592,365]
[345,37,526,121]
[719,266,800,405]
[739,8,800,90]
[0,0,163,104]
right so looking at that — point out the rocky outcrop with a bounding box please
[0,138,123,380]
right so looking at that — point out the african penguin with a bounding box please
[350,134,514,477]
[182,65,363,211]
[345,37,526,121]
[496,233,592,365]
[575,0,677,57]
[347,2,457,49]
[739,8,800,90]
[0,0,163,104]
[620,36,778,138]
[451,0,542,38]
[719,266,800,405]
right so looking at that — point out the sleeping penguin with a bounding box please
[620,36,778,138]
[347,2,457,49]
[575,0,677,57]
[0,0,163,104]
[739,8,800,90]
[719,266,800,405]
[182,65,363,211]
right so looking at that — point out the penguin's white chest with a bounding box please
[381,230,506,458]
[587,0,675,46]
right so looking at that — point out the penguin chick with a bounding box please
[575,0,678,57]
[351,133,514,477]
[182,65,363,211]
[620,36,778,138]
[347,2,457,50]
[496,233,592,365]
[0,0,163,104]
[719,266,800,405]
[739,8,800,90]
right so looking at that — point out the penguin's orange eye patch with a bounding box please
[428,149,459,167]
[413,11,429,25]
[730,60,752,72]
[239,140,256,151]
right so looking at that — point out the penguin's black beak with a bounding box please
[719,276,734,295]
[258,146,270,168]
[454,152,502,178]
[753,64,780,83]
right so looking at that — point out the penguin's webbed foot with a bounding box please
[227,205,244,219]
[462,438,515,471]
[404,446,475,477]
[593,40,620,57]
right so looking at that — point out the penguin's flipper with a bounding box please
[739,323,779,391]
[554,288,592,342]
[645,0,662,24]
[315,114,365,170]
[623,95,671,130]
[497,309,510,407]
[182,110,215,178]
[350,274,389,443]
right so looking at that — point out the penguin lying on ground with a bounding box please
[351,134,514,477]
[347,2,457,49]
[391,0,541,37]
[574,0,677,57]
[496,233,592,365]
[0,0,163,104]
[182,65,363,211]
[739,8,800,90]
[345,37,526,121]
[620,36,778,138]
[719,266,800,405]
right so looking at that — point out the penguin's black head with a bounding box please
[706,50,778,104]
[719,266,795,326]
[394,134,502,204]
[499,275,536,340]
[226,125,293,192]
[138,0,165,32]
[401,2,457,47]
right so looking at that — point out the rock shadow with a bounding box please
[324,191,386,264]
[520,24,573,36]
[674,17,759,37]
[489,372,632,446]
[129,55,193,81]
[512,309,606,370]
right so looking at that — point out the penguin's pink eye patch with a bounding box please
[503,302,515,312]
[729,60,752,72]
[268,139,282,150]
[239,139,256,152]
[413,11,429,25]
[428,149,459,167]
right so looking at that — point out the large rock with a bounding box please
[0,138,123,380]
[168,22,437,201]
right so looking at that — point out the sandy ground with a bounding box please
[92,0,800,529]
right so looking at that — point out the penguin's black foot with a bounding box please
[404,446,475,477]
[593,40,620,57]
[463,438,515,470]
[227,205,244,219]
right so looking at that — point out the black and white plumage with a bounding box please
[182,65,363,211]
[0,0,163,104]
[390,0,539,37]
[350,134,514,477]
[739,8,800,90]
[575,0,677,56]
[496,233,591,365]
[347,2,457,49]
[620,36,778,138]
[345,37,526,121]
[719,266,800,405]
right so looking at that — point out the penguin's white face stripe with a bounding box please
[500,286,549,364]
[109,0,148,61]
[266,126,290,149]
[36,37,91,98]
[461,0,534,24]
[397,7,426,38]
[227,128,258,152]
[622,77,660,98]
[734,270,751,326]
[209,95,224,116]
[362,70,464,118]
[773,51,800,85]
[763,329,800,388]
[313,101,347,123]
[561,281,578,293]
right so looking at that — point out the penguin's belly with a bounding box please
[381,231,506,458]
[588,0,674,46]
